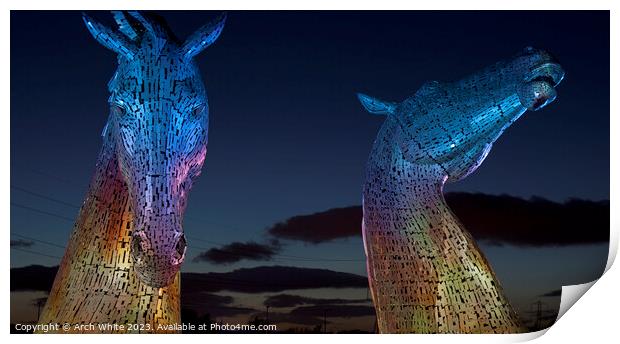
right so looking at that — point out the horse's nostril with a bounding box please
[131,234,144,262]
[174,234,187,261]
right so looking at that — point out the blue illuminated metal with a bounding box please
[37,11,225,332]
[359,47,564,333]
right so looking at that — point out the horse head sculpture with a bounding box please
[358,47,565,333]
[359,47,564,183]
[82,11,226,287]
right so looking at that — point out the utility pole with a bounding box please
[33,298,46,321]
[529,300,549,330]
[533,300,543,330]
[323,309,328,333]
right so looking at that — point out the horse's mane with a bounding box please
[114,11,182,45]
[140,12,181,44]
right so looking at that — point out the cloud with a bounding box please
[193,240,281,264]
[10,265,368,294]
[268,206,361,244]
[264,294,369,308]
[183,291,233,308]
[11,264,370,325]
[540,289,562,297]
[267,193,609,246]
[446,193,609,246]
[11,239,34,248]
[181,290,260,319]
[289,305,376,318]
[182,265,368,294]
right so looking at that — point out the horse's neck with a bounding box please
[51,140,131,271]
[66,140,132,261]
[363,119,521,333]
[365,119,446,208]
[365,161,480,270]
[365,121,465,241]
[86,142,129,228]
[37,140,181,333]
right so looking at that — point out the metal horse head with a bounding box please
[83,11,226,287]
[358,47,565,183]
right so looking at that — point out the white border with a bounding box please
[3,1,616,344]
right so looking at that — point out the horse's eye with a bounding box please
[192,105,206,118]
[111,103,127,117]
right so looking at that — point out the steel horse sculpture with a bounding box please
[359,47,564,333]
[37,11,225,333]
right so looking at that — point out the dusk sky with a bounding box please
[10,11,609,331]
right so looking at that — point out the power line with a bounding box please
[11,233,67,250]
[10,198,364,262]
[11,247,63,260]
[11,185,365,262]
[15,170,360,243]
[10,202,75,222]
[11,185,80,209]
[11,183,270,241]
[26,168,83,186]
[12,180,264,234]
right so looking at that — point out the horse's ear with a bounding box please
[111,11,140,41]
[357,93,397,116]
[82,12,138,60]
[180,13,226,59]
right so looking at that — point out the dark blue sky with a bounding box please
[10,11,609,329]
[11,9,609,257]
[11,9,609,262]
